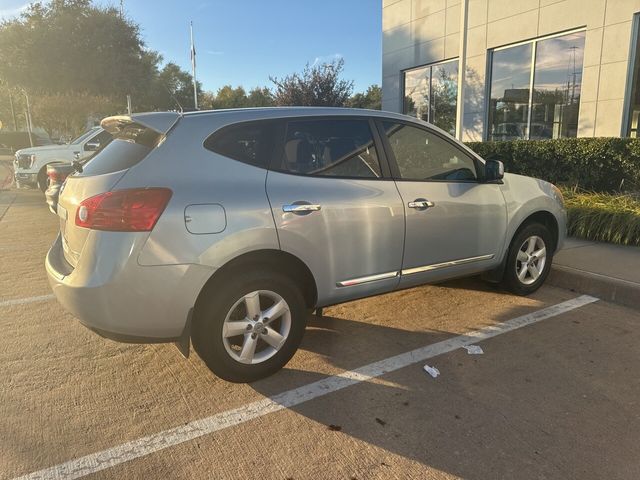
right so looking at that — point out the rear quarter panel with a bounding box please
[116,114,280,269]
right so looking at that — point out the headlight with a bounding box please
[551,184,564,207]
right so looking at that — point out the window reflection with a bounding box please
[403,60,458,135]
[530,32,585,139]
[488,30,585,141]
[488,43,532,141]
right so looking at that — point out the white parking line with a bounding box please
[13,294,598,480]
[0,294,55,308]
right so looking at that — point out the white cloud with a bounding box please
[311,53,343,67]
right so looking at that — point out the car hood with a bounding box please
[16,144,73,156]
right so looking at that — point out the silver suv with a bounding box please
[46,108,566,382]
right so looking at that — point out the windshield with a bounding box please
[69,128,99,145]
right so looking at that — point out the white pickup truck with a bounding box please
[14,127,112,190]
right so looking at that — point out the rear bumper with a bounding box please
[45,233,213,343]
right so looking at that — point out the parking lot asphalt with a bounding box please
[2,189,640,480]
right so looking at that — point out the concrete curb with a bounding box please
[548,264,640,310]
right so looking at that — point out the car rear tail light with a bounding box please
[47,170,64,183]
[75,188,172,232]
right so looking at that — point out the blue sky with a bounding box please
[1,0,382,94]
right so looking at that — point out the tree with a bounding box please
[145,62,202,111]
[211,85,248,109]
[199,85,274,109]
[0,1,157,98]
[347,85,381,110]
[270,59,353,107]
[31,92,119,137]
[246,87,274,107]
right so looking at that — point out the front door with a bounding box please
[266,117,404,306]
[378,120,507,287]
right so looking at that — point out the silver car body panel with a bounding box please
[266,171,405,305]
[394,180,507,288]
[46,107,567,342]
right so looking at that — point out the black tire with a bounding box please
[192,268,307,383]
[37,168,48,192]
[502,222,553,295]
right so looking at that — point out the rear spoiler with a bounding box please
[101,112,181,136]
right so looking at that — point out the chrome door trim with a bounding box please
[401,254,495,276]
[337,271,399,287]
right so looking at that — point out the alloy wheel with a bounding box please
[515,235,547,285]
[221,290,291,365]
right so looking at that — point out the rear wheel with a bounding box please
[502,223,553,295]
[192,269,307,383]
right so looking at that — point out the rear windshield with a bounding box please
[78,125,161,176]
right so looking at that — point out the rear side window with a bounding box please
[204,121,277,168]
[80,125,160,176]
[277,119,382,178]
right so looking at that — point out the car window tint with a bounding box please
[204,121,276,168]
[383,122,477,181]
[280,119,382,178]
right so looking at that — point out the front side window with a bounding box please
[403,59,458,135]
[204,121,277,168]
[383,121,477,181]
[488,30,585,140]
[278,119,382,178]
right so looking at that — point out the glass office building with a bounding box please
[382,0,640,141]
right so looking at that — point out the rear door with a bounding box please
[266,117,404,306]
[378,120,507,287]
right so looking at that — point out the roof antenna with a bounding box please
[163,83,183,114]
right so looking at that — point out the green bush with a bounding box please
[466,138,640,192]
[561,188,640,246]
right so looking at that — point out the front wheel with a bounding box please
[37,168,48,192]
[192,269,307,383]
[502,223,553,295]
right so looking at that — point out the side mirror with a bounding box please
[485,159,504,181]
[84,141,100,152]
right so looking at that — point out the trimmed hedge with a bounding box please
[466,138,640,192]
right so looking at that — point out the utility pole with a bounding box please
[455,0,469,141]
[8,90,17,131]
[127,94,132,115]
[190,21,198,110]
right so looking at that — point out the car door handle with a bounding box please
[282,204,322,213]
[408,199,435,209]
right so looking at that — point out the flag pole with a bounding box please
[190,21,198,110]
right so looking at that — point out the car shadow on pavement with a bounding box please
[249,288,640,479]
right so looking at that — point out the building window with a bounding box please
[487,30,585,141]
[403,59,458,135]
[625,14,640,137]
